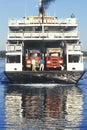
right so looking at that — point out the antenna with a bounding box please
[53,2,56,16]
[24,0,27,17]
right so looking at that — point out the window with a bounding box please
[50,53,59,56]
[7,55,20,63]
[29,53,41,57]
[35,26,42,31]
[68,55,82,63]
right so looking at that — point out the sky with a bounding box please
[0,0,87,51]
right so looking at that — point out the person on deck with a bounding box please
[39,57,44,71]
[32,58,36,71]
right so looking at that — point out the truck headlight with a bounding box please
[27,60,31,64]
[59,60,63,64]
[47,61,51,64]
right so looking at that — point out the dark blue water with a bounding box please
[0,59,87,130]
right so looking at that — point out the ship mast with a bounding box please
[42,0,44,23]
[39,0,45,23]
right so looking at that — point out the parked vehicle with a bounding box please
[45,48,64,70]
[26,50,42,70]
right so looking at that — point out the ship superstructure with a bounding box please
[4,1,84,84]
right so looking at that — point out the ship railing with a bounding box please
[8,18,77,26]
[8,32,23,38]
[63,32,78,38]
[67,44,82,51]
[57,18,77,24]
[8,19,25,25]
[8,31,78,39]
[6,44,22,52]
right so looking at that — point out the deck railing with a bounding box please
[8,31,79,39]
[8,18,77,26]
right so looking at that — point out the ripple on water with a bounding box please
[2,85,83,129]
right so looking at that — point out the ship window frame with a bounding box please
[6,55,21,63]
[68,54,82,63]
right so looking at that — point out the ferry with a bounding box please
[4,0,84,84]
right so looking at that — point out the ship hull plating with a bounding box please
[4,71,84,84]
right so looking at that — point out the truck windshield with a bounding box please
[29,53,41,57]
[6,55,20,63]
[50,53,59,56]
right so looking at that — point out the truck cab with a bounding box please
[26,50,42,70]
[45,48,64,70]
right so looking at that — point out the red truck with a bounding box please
[25,50,42,70]
[45,48,64,70]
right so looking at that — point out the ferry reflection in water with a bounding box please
[5,84,83,130]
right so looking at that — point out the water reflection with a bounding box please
[5,84,83,130]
